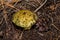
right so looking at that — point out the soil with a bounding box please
[0,0,60,40]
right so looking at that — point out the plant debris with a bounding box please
[0,0,60,40]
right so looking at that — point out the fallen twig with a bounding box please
[34,0,47,12]
[13,0,20,6]
[18,31,23,40]
[0,0,4,8]
[0,18,3,24]
[51,24,60,31]
[47,15,54,23]
[3,10,8,25]
[58,35,60,37]
[4,2,20,11]
[0,0,19,11]
[37,32,44,36]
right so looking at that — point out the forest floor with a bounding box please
[0,0,60,40]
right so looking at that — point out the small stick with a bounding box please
[3,10,8,25]
[5,2,20,11]
[58,35,60,37]
[14,0,20,6]
[0,18,3,24]
[18,31,24,40]
[37,32,44,36]
[34,0,47,12]
[51,24,60,31]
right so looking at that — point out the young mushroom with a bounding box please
[12,0,47,30]
[12,10,38,30]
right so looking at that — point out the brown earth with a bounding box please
[0,0,60,40]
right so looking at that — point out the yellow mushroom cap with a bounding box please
[12,10,38,30]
